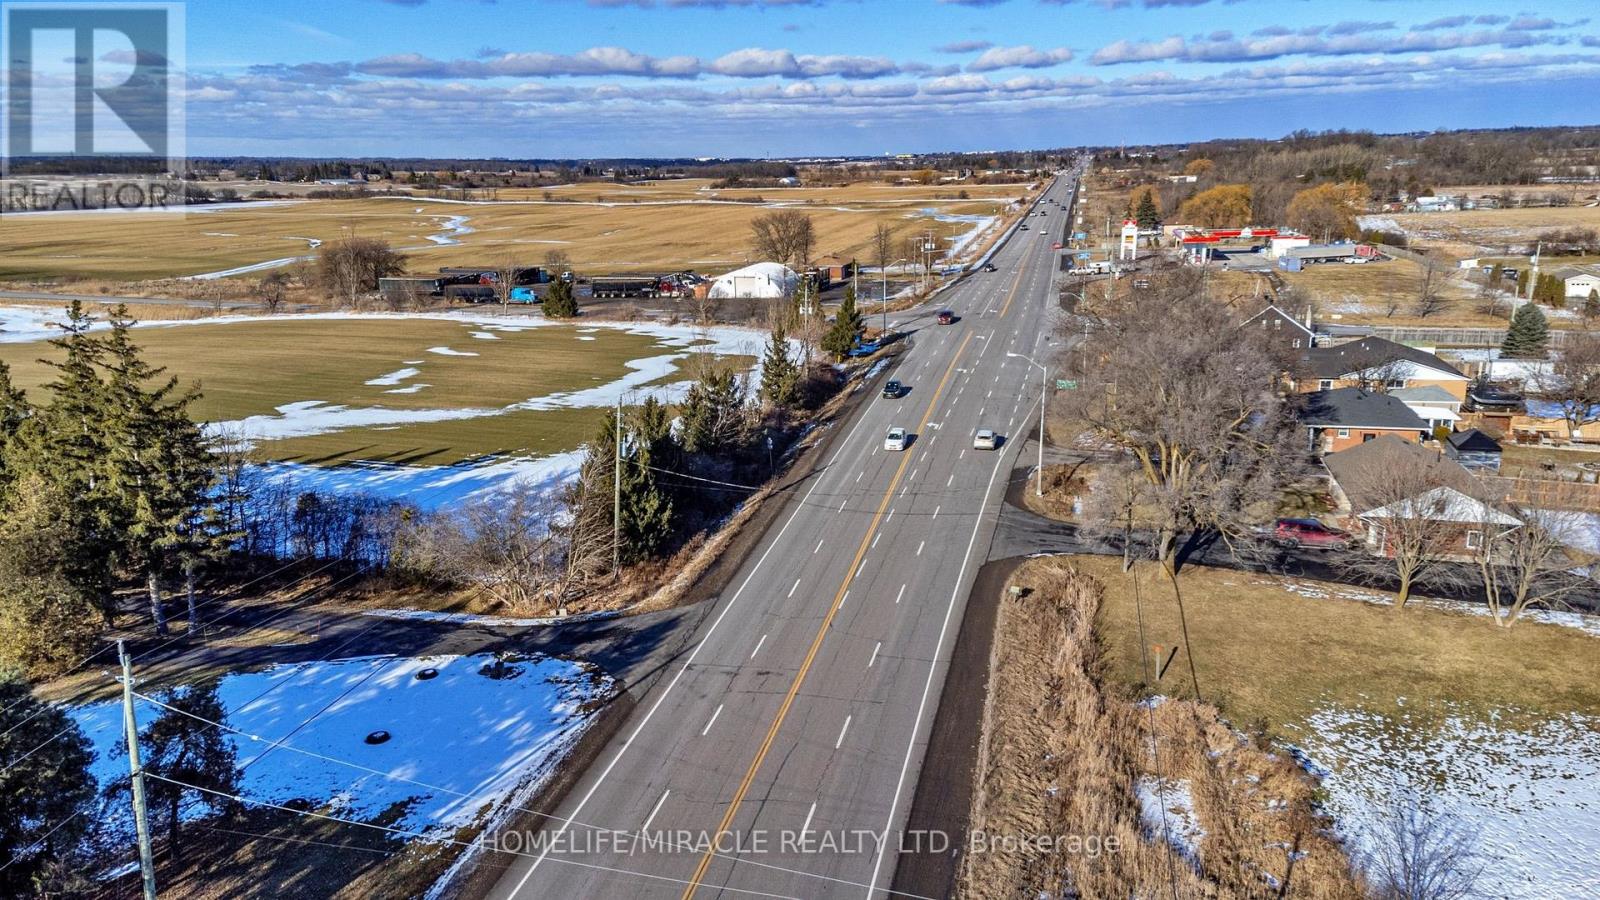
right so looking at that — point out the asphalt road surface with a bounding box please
[485,168,1083,900]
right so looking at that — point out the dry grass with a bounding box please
[0,182,1027,282]
[1070,554,1600,732]
[962,558,1360,898]
[1279,257,1512,327]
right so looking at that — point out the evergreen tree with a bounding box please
[542,278,579,318]
[1516,268,1530,298]
[821,286,863,362]
[122,683,241,862]
[1501,303,1550,359]
[0,474,104,675]
[1587,288,1600,322]
[1,672,95,896]
[100,310,217,636]
[1488,263,1504,286]
[679,364,749,456]
[1135,189,1161,230]
[761,324,799,408]
[618,402,675,562]
[0,361,29,492]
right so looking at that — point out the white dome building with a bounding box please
[708,262,799,299]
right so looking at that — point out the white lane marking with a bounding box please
[895,584,906,604]
[750,634,767,659]
[814,539,824,554]
[788,578,802,598]
[641,790,671,834]
[863,395,1040,899]
[868,642,881,668]
[959,449,966,460]
[856,560,868,579]
[835,715,852,749]
[872,533,881,549]
[947,473,955,487]
[886,508,895,523]
[701,706,723,737]
[839,499,847,512]
[840,590,850,608]
[511,384,857,891]
[916,540,925,556]
[800,801,817,838]
[856,471,863,483]
[909,468,918,481]
[978,406,986,418]
[929,434,937,445]
[933,505,941,518]
[987,389,993,398]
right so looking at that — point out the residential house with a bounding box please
[1240,303,1316,353]
[1411,195,1460,212]
[1321,435,1520,556]
[1552,266,1600,300]
[809,255,856,284]
[1444,429,1503,472]
[1390,385,1462,434]
[1299,388,1428,454]
[1297,337,1470,401]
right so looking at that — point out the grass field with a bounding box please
[1073,554,1600,732]
[1278,256,1515,326]
[0,313,760,466]
[0,179,1026,282]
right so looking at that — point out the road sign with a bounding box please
[1076,252,1092,260]
[1073,232,1088,241]
[1056,379,1078,390]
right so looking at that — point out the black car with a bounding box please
[1465,382,1524,413]
[882,380,904,399]
[982,263,997,272]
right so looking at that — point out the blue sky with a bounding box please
[176,0,1600,158]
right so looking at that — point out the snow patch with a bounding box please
[1135,776,1205,866]
[427,346,479,357]
[364,367,420,387]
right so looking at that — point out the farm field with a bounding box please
[1074,554,1600,898]
[0,182,1023,283]
[1360,205,1600,259]
[0,310,762,469]
[1278,256,1514,327]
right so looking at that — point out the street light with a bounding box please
[1007,351,1048,497]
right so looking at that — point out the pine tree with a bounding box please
[680,364,749,456]
[761,324,799,408]
[0,361,30,492]
[821,286,863,362]
[1516,268,1531,298]
[0,474,103,676]
[127,683,241,862]
[1135,189,1160,230]
[1587,288,1600,322]
[100,309,217,636]
[542,278,579,318]
[1501,303,1550,359]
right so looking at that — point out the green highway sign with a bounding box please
[1056,379,1078,390]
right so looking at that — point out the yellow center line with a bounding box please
[680,331,976,899]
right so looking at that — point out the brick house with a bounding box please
[1299,388,1429,454]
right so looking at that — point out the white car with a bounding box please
[973,429,998,450]
[884,426,909,452]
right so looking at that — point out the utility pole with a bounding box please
[612,401,622,578]
[118,641,158,900]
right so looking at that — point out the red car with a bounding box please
[1271,518,1350,549]
[936,310,955,325]
[1051,242,1063,250]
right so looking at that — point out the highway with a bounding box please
[487,167,1082,900]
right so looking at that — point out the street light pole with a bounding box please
[1007,352,1048,497]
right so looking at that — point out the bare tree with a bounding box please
[1530,330,1600,441]
[1360,794,1483,900]
[398,488,565,613]
[1412,256,1450,319]
[1349,358,1411,394]
[749,210,815,269]
[1063,270,1304,698]
[256,270,289,314]
[1343,445,1474,607]
[315,237,406,308]
[494,253,519,313]
[1469,483,1589,627]
[543,248,572,279]
[871,222,895,274]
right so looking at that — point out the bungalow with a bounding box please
[1444,428,1503,472]
[1297,337,1470,402]
[1240,303,1316,353]
[1322,436,1520,556]
[1299,387,1428,454]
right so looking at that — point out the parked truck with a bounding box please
[590,275,662,298]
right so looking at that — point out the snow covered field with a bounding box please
[1290,706,1600,897]
[252,451,586,511]
[72,651,613,841]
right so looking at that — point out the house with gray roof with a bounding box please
[1299,387,1428,454]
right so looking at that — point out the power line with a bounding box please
[138,772,808,900]
[127,689,938,899]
